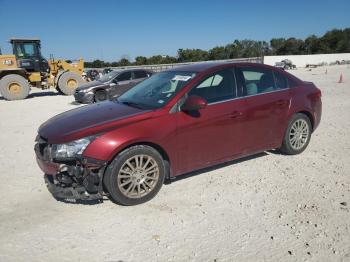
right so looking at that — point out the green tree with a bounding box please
[135,56,147,65]
[118,58,131,66]
[85,27,350,67]
[177,48,209,62]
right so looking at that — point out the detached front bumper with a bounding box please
[35,137,107,201]
[44,169,105,201]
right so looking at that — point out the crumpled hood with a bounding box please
[39,101,150,144]
[76,80,107,91]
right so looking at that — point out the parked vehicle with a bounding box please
[85,69,100,82]
[275,59,296,70]
[74,69,152,103]
[0,38,85,100]
[102,68,113,75]
[35,62,322,205]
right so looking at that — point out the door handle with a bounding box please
[276,100,287,106]
[229,111,243,118]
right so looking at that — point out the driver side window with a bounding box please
[188,69,236,103]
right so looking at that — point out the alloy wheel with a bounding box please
[117,154,159,199]
[289,119,309,150]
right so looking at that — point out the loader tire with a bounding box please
[0,74,30,100]
[57,71,84,95]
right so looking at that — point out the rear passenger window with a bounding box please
[236,67,275,96]
[287,78,299,88]
[117,72,132,81]
[188,69,236,103]
[133,70,148,79]
[274,72,288,89]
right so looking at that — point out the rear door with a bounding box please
[234,66,291,152]
[175,68,247,173]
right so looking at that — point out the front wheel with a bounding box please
[103,145,166,205]
[0,74,30,100]
[94,89,107,102]
[280,113,312,155]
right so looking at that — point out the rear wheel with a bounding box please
[104,145,166,205]
[94,89,107,102]
[0,74,30,100]
[280,113,312,155]
[57,71,84,95]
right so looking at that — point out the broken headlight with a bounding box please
[51,136,96,160]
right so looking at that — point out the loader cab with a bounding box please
[10,39,49,73]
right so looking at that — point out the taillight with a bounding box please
[315,88,322,98]
[309,88,322,100]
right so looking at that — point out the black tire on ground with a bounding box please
[57,71,84,95]
[0,74,30,100]
[103,145,166,206]
[280,113,312,155]
[94,89,108,102]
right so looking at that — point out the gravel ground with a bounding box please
[0,65,349,262]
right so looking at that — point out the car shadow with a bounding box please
[0,91,61,101]
[53,152,271,206]
[168,152,269,184]
[28,91,60,98]
[70,101,83,106]
[267,149,283,155]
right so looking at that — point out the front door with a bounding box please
[175,68,247,174]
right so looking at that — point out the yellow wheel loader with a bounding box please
[0,38,85,100]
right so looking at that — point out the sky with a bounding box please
[0,0,349,62]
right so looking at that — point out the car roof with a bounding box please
[113,68,151,73]
[167,62,270,73]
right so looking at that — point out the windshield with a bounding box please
[14,43,38,58]
[118,71,196,109]
[99,70,120,82]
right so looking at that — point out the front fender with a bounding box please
[82,114,177,166]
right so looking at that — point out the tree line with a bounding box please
[85,28,350,68]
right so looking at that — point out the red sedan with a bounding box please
[35,62,322,205]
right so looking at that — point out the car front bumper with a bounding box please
[74,90,94,104]
[35,137,106,201]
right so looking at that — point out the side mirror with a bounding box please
[181,95,207,112]
[110,82,117,87]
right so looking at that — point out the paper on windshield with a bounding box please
[172,75,192,81]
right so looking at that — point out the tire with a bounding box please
[57,71,84,95]
[104,145,166,206]
[94,89,107,102]
[0,74,30,100]
[280,113,312,155]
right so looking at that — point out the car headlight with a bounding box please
[81,88,95,93]
[51,136,96,160]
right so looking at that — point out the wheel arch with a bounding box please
[109,141,172,180]
[297,110,314,131]
[94,87,105,93]
[0,69,27,79]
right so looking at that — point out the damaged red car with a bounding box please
[35,62,322,205]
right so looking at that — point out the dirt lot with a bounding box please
[0,65,349,262]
